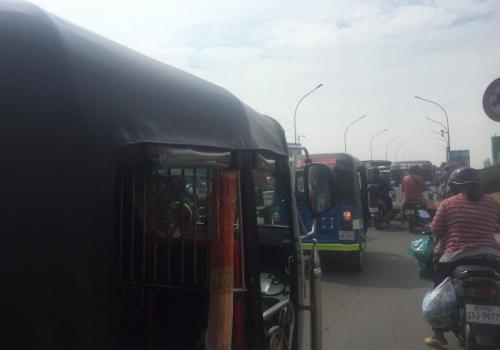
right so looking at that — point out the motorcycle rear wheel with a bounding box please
[408,219,418,234]
[465,323,495,350]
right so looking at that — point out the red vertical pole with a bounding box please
[233,241,244,347]
[205,170,237,350]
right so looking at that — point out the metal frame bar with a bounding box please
[142,170,147,280]
[180,168,185,285]
[118,170,124,280]
[129,171,136,280]
[239,151,266,349]
[193,168,198,285]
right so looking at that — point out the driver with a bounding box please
[424,167,500,348]
[370,168,393,215]
[401,165,427,225]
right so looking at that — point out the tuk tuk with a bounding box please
[363,160,393,229]
[296,154,369,271]
[363,160,392,184]
[1,3,333,349]
[390,161,439,215]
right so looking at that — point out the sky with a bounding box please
[31,0,500,168]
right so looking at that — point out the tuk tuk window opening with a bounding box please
[296,172,305,195]
[114,144,249,349]
[334,167,362,205]
[253,154,290,227]
[252,152,296,347]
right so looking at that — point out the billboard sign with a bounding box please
[449,150,470,167]
[492,136,500,165]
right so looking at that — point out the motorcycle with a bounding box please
[368,185,393,230]
[450,261,500,349]
[402,202,430,234]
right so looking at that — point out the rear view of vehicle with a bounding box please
[452,264,500,349]
[403,202,430,233]
[368,184,384,230]
[298,154,369,271]
[390,160,438,218]
[365,161,394,229]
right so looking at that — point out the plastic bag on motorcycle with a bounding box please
[422,277,457,330]
[408,235,435,280]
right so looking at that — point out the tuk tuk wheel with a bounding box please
[408,219,418,234]
[350,242,365,272]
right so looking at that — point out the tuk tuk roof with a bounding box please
[0,2,286,347]
[363,160,392,168]
[309,153,364,170]
[390,160,433,170]
[0,1,287,156]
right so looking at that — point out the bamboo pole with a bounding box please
[205,170,237,350]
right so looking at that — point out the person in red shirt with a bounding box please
[401,165,427,225]
[424,167,500,348]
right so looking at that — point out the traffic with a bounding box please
[2,2,500,350]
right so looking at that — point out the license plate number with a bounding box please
[405,209,414,215]
[369,207,379,213]
[339,231,355,241]
[465,304,500,325]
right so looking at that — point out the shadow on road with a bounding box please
[321,250,431,290]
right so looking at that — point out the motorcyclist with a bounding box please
[424,167,500,348]
[369,168,393,216]
[401,165,427,225]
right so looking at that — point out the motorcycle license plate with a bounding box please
[369,207,379,213]
[465,304,500,325]
[405,209,414,215]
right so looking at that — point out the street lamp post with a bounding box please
[293,84,323,143]
[370,128,388,160]
[344,115,366,152]
[426,116,450,152]
[385,137,399,161]
[429,129,445,137]
[415,96,451,162]
[395,142,407,162]
[426,116,450,163]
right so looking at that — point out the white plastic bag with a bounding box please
[422,277,457,330]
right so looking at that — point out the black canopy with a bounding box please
[0,1,286,348]
[309,153,363,170]
[0,1,286,155]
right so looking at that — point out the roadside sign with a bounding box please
[492,136,500,165]
[483,78,500,122]
[450,150,470,167]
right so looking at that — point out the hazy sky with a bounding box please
[31,0,500,167]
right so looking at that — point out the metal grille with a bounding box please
[117,167,217,289]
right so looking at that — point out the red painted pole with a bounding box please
[205,170,237,350]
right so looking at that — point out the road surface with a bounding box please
[320,226,462,350]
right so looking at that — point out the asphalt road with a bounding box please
[319,226,462,350]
